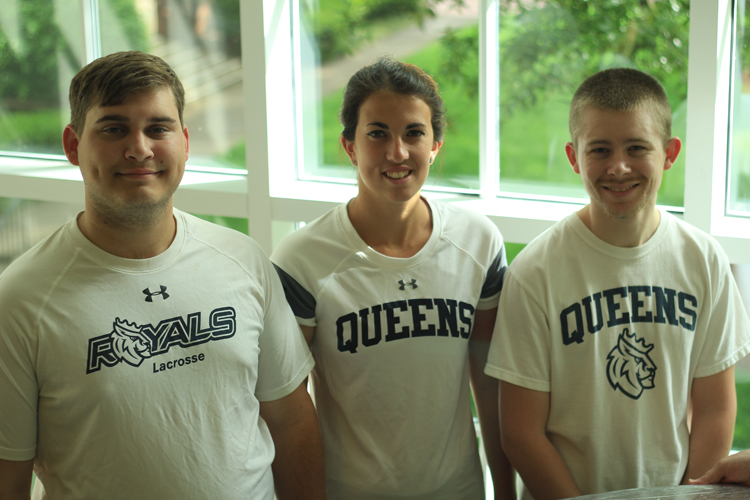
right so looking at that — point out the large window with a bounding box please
[289,1,689,207]
[0,0,83,155]
[0,0,749,259]
[497,0,688,207]
[729,0,750,216]
[294,0,481,191]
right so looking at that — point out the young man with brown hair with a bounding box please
[0,51,324,500]
[486,68,750,499]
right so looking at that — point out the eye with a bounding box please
[590,147,609,155]
[102,126,125,134]
[149,126,169,134]
[406,129,426,137]
[367,130,386,138]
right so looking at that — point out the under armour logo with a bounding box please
[143,286,169,302]
[398,279,418,290]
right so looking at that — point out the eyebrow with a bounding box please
[586,138,651,147]
[94,115,177,124]
[366,122,427,129]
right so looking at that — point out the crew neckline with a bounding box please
[66,209,186,273]
[338,197,442,269]
[568,209,671,260]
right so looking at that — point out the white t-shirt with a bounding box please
[272,199,507,500]
[0,209,314,500]
[486,210,750,498]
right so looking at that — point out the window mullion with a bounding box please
[82,0,102,63]
[479,0,500,199]
[684,0,732,233]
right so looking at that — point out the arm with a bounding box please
[500,381,581,500]
[259,382,325,500]
[0,458,33,500]
[681,366,737,484]
[689,449,750,486]
[469,308,516,500]
[300,325,315,348]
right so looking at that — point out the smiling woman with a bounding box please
[270,58,515,500]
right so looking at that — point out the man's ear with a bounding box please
[62,125,81,166]
[183,124,190,161]
[565,142,580,174]
[341,134,357,166]
[663,137,682,171]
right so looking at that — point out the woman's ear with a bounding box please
[341,135,357,166]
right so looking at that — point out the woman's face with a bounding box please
[342,90,442,207]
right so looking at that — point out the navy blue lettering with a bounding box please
[146,307,237,355]
[582,293,604,334]
[361,307,381,347]
[336,313,358,353]
[629,286,653,323]
[435,299,459,337]
[87,335,119,374]
[151,352,206,374]
[186,313,211,342]
[384,301,410,342]
[210,307,236,338]
[678,292,698,331]
[654,287,678,325]
[561,303,584,345]
[163,321,190,351]
[410,299,436,337]
[604,287,630,327]
[459,303,474,339]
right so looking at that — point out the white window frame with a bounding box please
[1,0,749,264]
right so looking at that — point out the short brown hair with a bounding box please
[569,68,672,148]
[69,51,185,134]
[340,56,446,143]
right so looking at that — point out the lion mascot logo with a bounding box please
[606,328,657,400]
[111,318,152,367]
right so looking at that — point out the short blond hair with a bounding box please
[569,68,672,148]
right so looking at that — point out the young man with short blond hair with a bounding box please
[486,68,750,500]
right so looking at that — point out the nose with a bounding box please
[607,150,632,177]
[125,131,154,162]
[385,136,408,163]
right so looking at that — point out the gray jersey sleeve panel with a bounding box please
[481,246,507,299]
[272,264,317,320]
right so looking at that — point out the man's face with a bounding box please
[565,106,680,222]
[63,87,189,223]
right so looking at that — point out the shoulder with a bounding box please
[176,211,277,289]
[663,212,726,255]
[509,214,576,270]
[432,200,503,260]
[271,204,353,278]
[179,210,267,259]
[661,212,730,273]
[0,220,75,315]
[434,200,501,239]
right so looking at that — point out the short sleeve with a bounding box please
[477,245,507,310]
[693,259,750,378]
[272,264,317,326]
[0,281,39,460]
[485,270,551,392]
[255,259,314,402]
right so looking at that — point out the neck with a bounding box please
[578,204,661,247]
[78,201,177,259]
[347,194,432,258]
